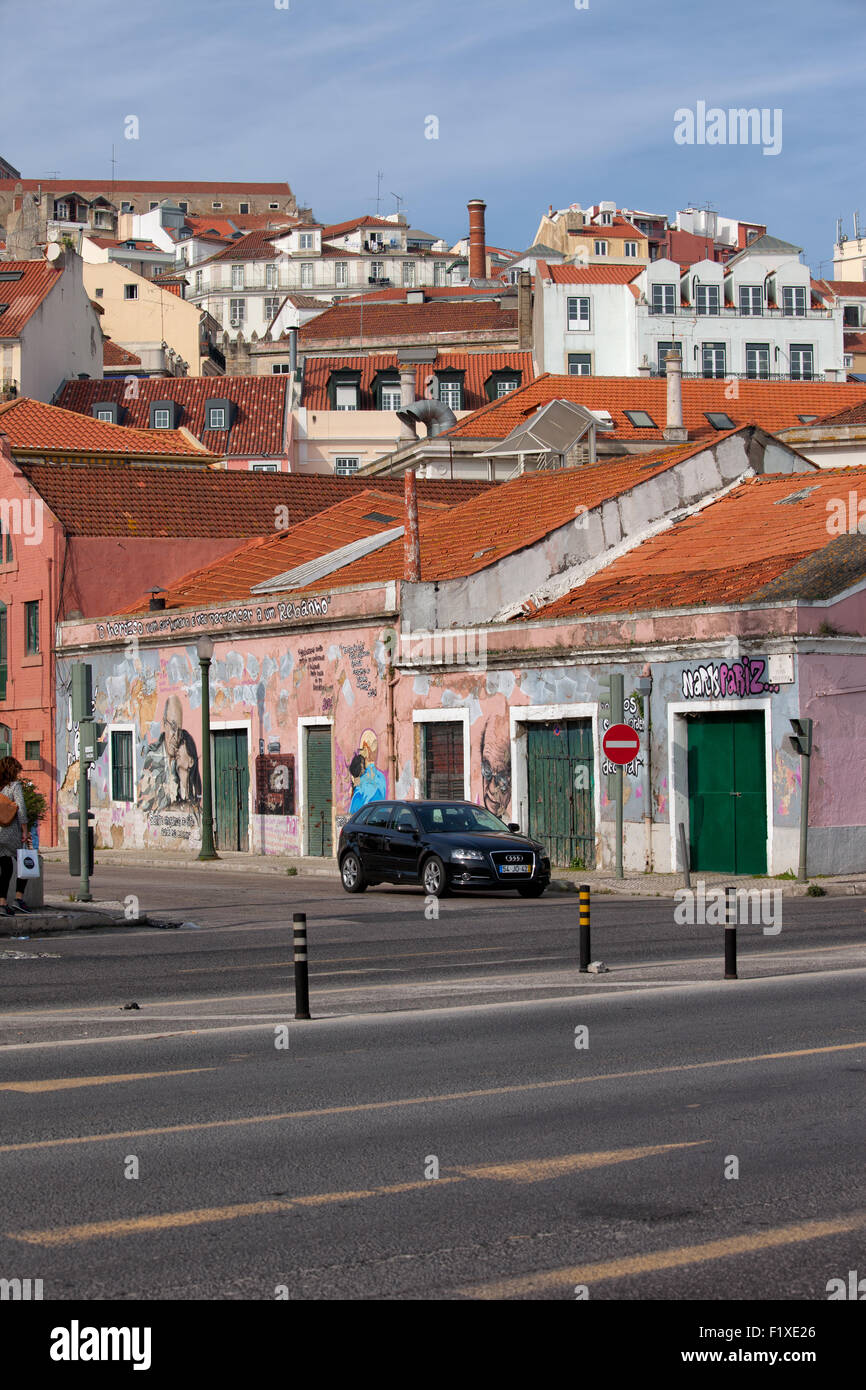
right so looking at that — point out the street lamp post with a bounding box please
[197,634,219,861]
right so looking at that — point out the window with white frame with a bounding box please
[696,283,720,316]
[370,261,385,281]
[229,298,245,324]
[745,342,770,378]
[624,241,638,257]
[299,232,314,250]
[96,408,114,422]
[207,406,227,430]
[335,261,348,287]
[702,342,726,377]
[110,728,135,802]
[212,201,222,209]
[567,295,590,330]
[567,353,592,375]
[231,264,244,290]
[153,408,171,428]
[335,456,360,476]
[844,353,854,368]
[124,283,138,300]
[252,463,278,472]
[594,240,608,257]
[651,283,677,315]
[739,285,763,316]
[300,262,314,288]
[239,202,250,215]
[782,286,807,317]
[269,202,279,210]
[195,270,203,292]
[438,378,463,410]
[335,384,358,410]
[434,262,446,286]
[599,211,612,225]
[789,343,814,379]
[656,340,682,375]
[402,261,416,286]
[380,384,402,411]
[264,296,280,321]
[265,263,278,289]
[496,377,519,396]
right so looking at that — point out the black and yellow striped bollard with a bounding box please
[579,885,591,973]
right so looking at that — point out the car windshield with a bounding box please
[414,803,512,835]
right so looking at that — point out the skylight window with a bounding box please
[362,512,397,524]
[0,271,24,282]
[704,412,735,429]
[798,415,818,423]
[624,410,657,428]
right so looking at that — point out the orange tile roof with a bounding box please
[0,397,212,460]
[535,469,866,617]
[201,228,282,263]
[299,300,518,345]
[445,373,866,442]
[568,217,647,240]
[0,261,62,337]
[301,352,534,411]
[56,376,290,458]
[299,441,709,591]
[103,340,142,367]
[124,490,452,611]
[322,216,403,239]
[14,179,294,195]
[818,280,866,298]
[537,263,644,285]
[15,465,490,540]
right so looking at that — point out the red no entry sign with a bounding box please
[602,723,640,765]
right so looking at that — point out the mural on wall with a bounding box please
[348,729,387,812]
[255,754,295,816]
[139,695,202,816]
[682,658,779,700]
[480,720,511,818]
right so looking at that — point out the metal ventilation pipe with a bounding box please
[399,366,416,439]
[663,349,688,443]
[396,398,457,438]
[288,328,298,376]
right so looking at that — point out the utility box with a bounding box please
[67,824,94,876]
[22,856,44,908]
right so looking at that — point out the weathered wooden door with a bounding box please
[306,725,333,857]
[527,720,594,868]
[688,712,766,874]
[213,729,250,852]
[423,721,465,799]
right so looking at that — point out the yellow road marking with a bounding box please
[0,1040,862,1155]
[458,1210,866,1299]
[0,1069,213,1094]
[8,1143,703,1247]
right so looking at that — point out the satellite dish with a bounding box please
[47,230,60,243]
[45,243,62,261]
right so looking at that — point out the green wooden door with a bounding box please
[213,729,250,852]
[527,719,594,868]
[687,712,766,874]
[306,725,333,857]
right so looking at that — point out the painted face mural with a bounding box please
[348,728,387,813]
[139,695,202,816]
[480,721,511,818]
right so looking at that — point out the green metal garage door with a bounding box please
[687,711,766,875]
[306,725,333,857]
[213,729,250,852]
[527,719,594,869]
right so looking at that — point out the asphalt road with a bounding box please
[0,864,863,1042]
[0,971,863,1302]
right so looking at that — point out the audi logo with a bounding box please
[506,854,523,862]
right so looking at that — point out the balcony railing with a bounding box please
[677,370,825,382]
[643,305,833,320]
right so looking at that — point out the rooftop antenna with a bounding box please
[110,144,117,192]
[836,217,845,247]
[375,170,384,216]
[391,192,404,217]
[855,210,862,241]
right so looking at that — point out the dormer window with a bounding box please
[299,232,314,250]
[599,211,612,226]
[327,369,362,411]
[486,369,522,401]
[782,286,807,317]
[651,283,677,315]
[149,400,180,429]
[436,370,464,411]
[205,398,234,431]
[92,402,119,425]
[696,283,720,316]
[208,407,226,430]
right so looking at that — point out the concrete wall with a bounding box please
[18,256,102,401]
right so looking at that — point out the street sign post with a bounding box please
[602,724,641,767]
[599,674,625,878]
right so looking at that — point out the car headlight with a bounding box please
[450,848,485,861]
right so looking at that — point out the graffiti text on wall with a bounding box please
[682,658,779,700]
[340,642,377,699]
[94,597,330,642]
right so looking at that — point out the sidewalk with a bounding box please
[38,847,866,898]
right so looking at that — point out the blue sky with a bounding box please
[3,0,865,272]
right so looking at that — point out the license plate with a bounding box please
[499,864,529,874]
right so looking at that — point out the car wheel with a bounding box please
[421,855,450,898]
[517,881,546,898]
[340,852,367,893]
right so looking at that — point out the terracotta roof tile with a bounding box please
[322,216,404,239]
[0,397,211,460]
[299,300,517,345]
[16,465,490,540]
[200,228,283,263]
[0,261,62,337]
[537,263,644,285]
[103,340,142,367]
[536,469,866,617]
[301,352,534,411]
[56,376,289,459]
[14,179,294,196]
[446,373,866,442]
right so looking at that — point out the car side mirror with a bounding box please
[507,822,520,833]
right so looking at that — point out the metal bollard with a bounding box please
[293,912,311,1019]
[579,884,591,972]
[724,886,738,980]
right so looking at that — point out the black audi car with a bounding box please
[338,799,551,898]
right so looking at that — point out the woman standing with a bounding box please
[0,755,31,916]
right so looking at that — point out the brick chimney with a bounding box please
[404,470,421,580]
[468,198,486,281]
[517,270,532,349]
[663,349,688,443]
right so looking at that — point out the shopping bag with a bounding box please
[16,848,40,879]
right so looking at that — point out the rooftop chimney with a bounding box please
[404,470,421,581]
[399,367,416,439]
[468,198,487,281]
[663,350,688,443]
